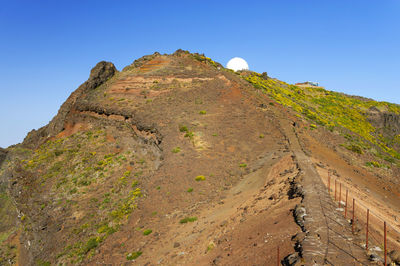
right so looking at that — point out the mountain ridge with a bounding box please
[0,50,399,265]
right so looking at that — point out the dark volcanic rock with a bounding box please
[23,61,117,148]
[86,61,117,91]
[283,253,302,265]
[367,106,400,135]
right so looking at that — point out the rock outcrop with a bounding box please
[23,61,117,148]
[367,106,400,135]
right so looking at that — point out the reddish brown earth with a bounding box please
[0,51,399,265]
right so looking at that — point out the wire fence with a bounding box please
[272,170,400,265]
[323,170,400,265]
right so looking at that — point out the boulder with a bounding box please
[294,204,307,230]
[283,253,303,265]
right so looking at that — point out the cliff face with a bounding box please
[367,107,400,135]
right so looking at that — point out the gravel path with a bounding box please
[276,111,370,265]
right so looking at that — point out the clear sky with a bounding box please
[1,0,399,148]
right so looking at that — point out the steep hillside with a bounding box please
[244,73,400,183]
[0,50,399,265]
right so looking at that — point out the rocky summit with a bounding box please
[0,50,399,265]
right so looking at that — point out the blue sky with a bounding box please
[1,0,399,147]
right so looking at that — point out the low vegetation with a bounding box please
[195,175,205,181]
[15,128,154,263]
[143,229,152,235]
[126,251,142,260]
[171,147,181,153]
[179,217,198,224]
[243,72,400,165]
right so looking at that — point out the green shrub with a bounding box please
[127,251,142,260]
[179,217,198,224]
[195,175,205,181]
[384,156,395,163]
[97,224,116,235]
[36,260,51,266]
[184,131,194,139]
[365,161,381,168]
[199,110,207,115]
[179,126,188,132]
[187,187,193,192]
[131,180,138,188]
[83,237,100,254]
[54,150,64,156]
[239,163,247,168]
[347,144,363,154]
[172,147,181,153]
[143,229,152,235]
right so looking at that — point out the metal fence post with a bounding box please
[345,189,348,218]
[339,183,342,208]
[366,209,369,250]
[384,221,387,265]
[352,198,355,234]
[277,246,280,266]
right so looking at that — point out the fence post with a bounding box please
[384,221,387,266]
[339,183,342,208]
[366,209,369,251]
[335,179,337,201]
[352,198,355,234]
[345,189,348,218]
[277,246,280,266]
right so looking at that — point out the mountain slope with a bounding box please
[0,50,399,265]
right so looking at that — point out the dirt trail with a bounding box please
[274,109,370,265]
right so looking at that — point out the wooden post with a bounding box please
[339,182,342,208]
[345,189,348,218]
[277,246,280,266]
[384,221,387,266]
[352,198,355,234]
[366,209,369,250]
